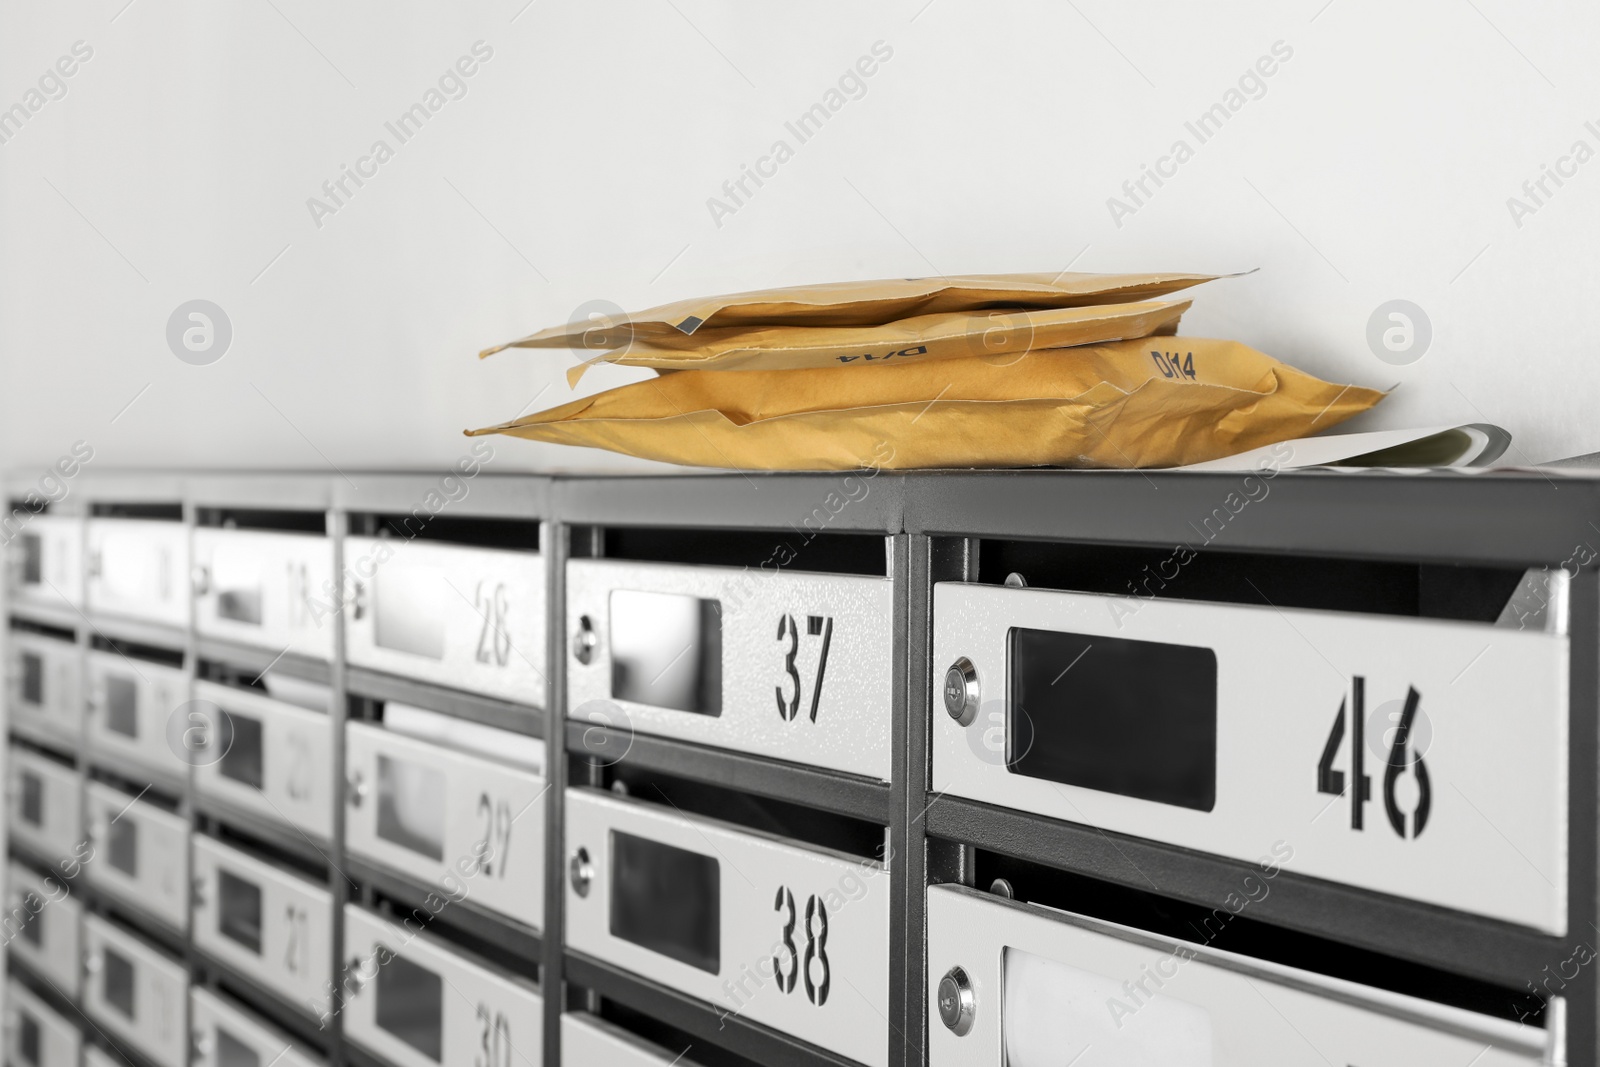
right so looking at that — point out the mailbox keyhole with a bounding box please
[572,615,598,666]
[569,846,594,897]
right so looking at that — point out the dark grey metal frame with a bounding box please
[5,467,1596,1067]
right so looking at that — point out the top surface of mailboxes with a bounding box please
[567,558,895,780]
[193,528,336,659]
[345,536,545,705]
[933,579,1570,934]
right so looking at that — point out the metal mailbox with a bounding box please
[191,988,326,1067]
[564,789,891,1067]
[85,649,188,779]
[567,559,894,780]
[83,913,189,1067]
[192,835,333,1008]
[560,1013,703,1066]
[7,748,81,866]
[193,528,336,660]
[6,979,81,1067]
[86,518,190,627]
[345,537,546,705]
[932,582,1570,934]
[7,860,83,994]
[342,904,543,1067]
[84,781,189,929]
[926,883,1553,1066]
[345,718,546,930]
[8,515,82,611]
[193,680,334,841]
[7,631,81,748]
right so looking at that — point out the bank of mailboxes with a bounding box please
[193,528,336,659]
[86,518,190,627]
[932,580,1570,935]
[342,905,543,1067]
[83,912,189,1067]
[7,978,81,1067]
[194,679,335,841]
[345,538,546,704]
[8,860,83,994]
[9,515,82,611]
[566,560,895,780]
[83,781,189,928]
[565,788,892,1067]
[7,747,80,865]
[193,834,334,1005]
[85,648,188,780]
[191,988,326,1067]
[346,715,546,929]
[925,884,1555,1065]
[7,631,79,748]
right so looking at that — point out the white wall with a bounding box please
[1,0,1597,478]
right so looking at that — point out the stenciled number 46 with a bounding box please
[1316,677,1431,839]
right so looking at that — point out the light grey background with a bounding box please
[0,1,1594,476]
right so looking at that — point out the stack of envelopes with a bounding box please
[467,272,1382,470]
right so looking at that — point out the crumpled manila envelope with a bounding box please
[466,336,1383,471]
[551,299,1191,385]
[481,269,1229,351]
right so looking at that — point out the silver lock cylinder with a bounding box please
[569,846,594,897]
[937,966,976,1036]
[943,657,979,726]
[571,615,598,665]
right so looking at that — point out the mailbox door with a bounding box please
[342,905,543,1067]
[932,582,1569,933]
[567,559,894,779]
[345,537,545,705]
[345,722,545,929]
[926,884,1551,1066]
[564,789,890,1067]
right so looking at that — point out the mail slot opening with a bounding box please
[197,508,327,535]
[976,539,1537,625]
[967,849,1545,1027]
[16,1010,40,1067]
[362,892,541,986]
[90,635,185,669]
[215,1027,260,1067]
[600,525,890,577]
[354,699,546,772]
[1007,627,1217,811]
[90,502,183,521]
[588,1002,765,1067]
[609,590,722,716]
[376,951,443,1061]
[351,511,541,552]
[610,830,721,974]
[596,772,888,860]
